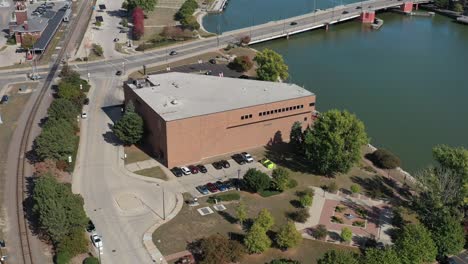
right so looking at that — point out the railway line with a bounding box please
[13,0,93,262]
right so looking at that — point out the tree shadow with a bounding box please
[101,105,124,123]
[228,232,245,244]
[328,231,341,242]
[264,142,317,174]
[106,9,126,18]
[350,175,395,200]
[290,200,302,208]
[102,131,121,146]
[217,210,237,224]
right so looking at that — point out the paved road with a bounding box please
[452,251,468,264]
[73,69,183,263]
[0,0,429,78]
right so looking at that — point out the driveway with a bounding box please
[73,69,182,263]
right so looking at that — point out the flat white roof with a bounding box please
[128,72,314,121]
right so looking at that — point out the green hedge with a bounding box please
[207,192,240,203]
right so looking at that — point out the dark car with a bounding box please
[232,154,246,165]
[223,180,234,190]
[215,181,228,191]
[197,164,208,173]
[212,161,223,170]
[169,50,177,56]
[221,160,230,168]
[1,95,9,104]
[290,21,298,26]
[86,220,96,233]
[356,6,362,9]
[15,48,26,53]
[209,58,217,64]
[196,185,209,195]
[188,165,199,174]
[116,70,122,76]
[342,10,349,14]
[83,98,90,105]
[171,167,183,177]
[206,182,219,193]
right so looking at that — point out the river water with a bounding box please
[203,1,468,173]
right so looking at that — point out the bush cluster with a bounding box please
[207,192,240,203]
[175,0,199,30]
[368,149,401,169]
[289,208,310,223]
[228,56,253,72]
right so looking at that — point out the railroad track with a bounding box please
[14,1,93,263]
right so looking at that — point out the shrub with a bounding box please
[120,18,128,27]
[244,223,271,253]
[289,209,310,223]
[327,181,338,193]
[55,250,72,264]
[368,149,401,169]
[297,189,314,197]
[271,167,290,191]
[6,36,16,45]
[55,160,69,171]
[56,228,87,257]
[299,194,312,208]
[95,21,101,27]
[207,192,240,203]
[276,221,302,249]
[161,26,194,40]
[228,56,253,72]
[334,206,345,213]
[243,168,271,192]
[83,257,99,264]
[198,234,245,264]
[356,208,368,218]
[350,184,360,194]
[341,227,353,243]
[352,220,365,227]
[92,43,103,57]
[287,179,298,189]
[331,216,344,224]
[240,35,251,45]
[313,224,328,240]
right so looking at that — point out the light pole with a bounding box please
[237,169,241,190]
[162,186,166,220]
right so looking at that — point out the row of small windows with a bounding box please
[240,102,315,121]
[259,104,304,117]
[241,114,253,120]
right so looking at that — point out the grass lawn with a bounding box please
[0,83,36,237]
[124,145,151,164]
[134,166,168,180]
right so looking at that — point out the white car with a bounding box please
[81,112,87,119]
[241,152,254,163]
[91,234,103,249]
[180,166,191,175]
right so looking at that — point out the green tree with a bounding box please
[317,250,360,264]
[127,0,157,11]
[33,175,88,243]
[431,214,465,258]
[83,257,100,264]
[453,3,464,12]
[35,119,77,161]
[56,227,88,256]
[271,167,290,191]
[48,98,79,122]
[95,21,102,27]
[22,34,36,49]
[57,81,86,107]
[340,227,352,243]
[298,194,312,208]
[112,102,144,145]
[235,201,248,226]
[363,247,401,264]
[254,48,289,82]
[327,181,338,193]
[313,224,328,240]
[244,223,271,253]
[350,184,360,194]
[243,168,271,192]
[198,234,245,264]
[256,209,274,230]
[394,224,437,264]
[432,145,468,177]
[369,149,401,169]
[269,259,301,264]
[228,56,253,72]
[289,121,303,151]
[55,250,72,264]
[303,110,368,175]
[276,221,302,249]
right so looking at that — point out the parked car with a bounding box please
[290,21,298,25]
[180,166,191,175]
[356,6,362,9]
[1,95,9,104]
[223,180,234,190]
[196,185,209,195]
[113,38,119,42]
[169,50,178,55]
[81,112,87,119]
[212,161,223,170]
[206,182,219,193]
[232,154,246,165]
[171,167,183,177]
[197,164,207,173]
[188,165,199,174]
[260,158,277,170]
[241,152,254,163]
[221,160,230,168]
[86,220,96,233]
[209,58,217,64]
[116,70,122,76]
[91,234,103,248]
[215,181,228,191]
[342,10,349,14]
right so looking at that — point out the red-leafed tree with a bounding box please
[132,7,145,40]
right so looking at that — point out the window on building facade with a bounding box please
[241,116,245,120]
[304,117,308,121]
[309,102,315,107]
[249,114,252,118]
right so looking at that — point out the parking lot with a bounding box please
[175,156,271,198]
